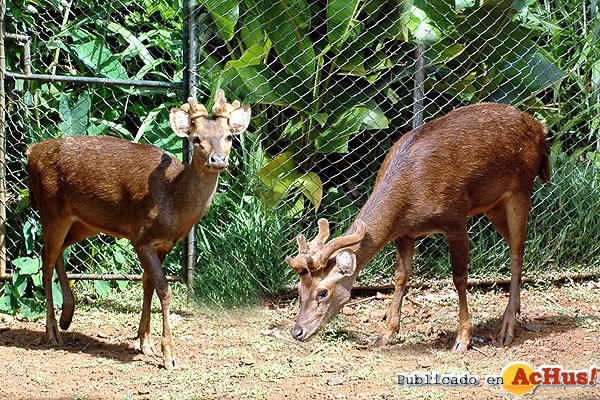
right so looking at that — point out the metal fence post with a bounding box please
[412,43,426,129]
[182,0,198,302]
[0,0,7,278]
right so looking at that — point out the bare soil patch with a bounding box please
[1,281,599,400]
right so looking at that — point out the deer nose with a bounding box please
[208,152,228,169]
[290,326,304,340]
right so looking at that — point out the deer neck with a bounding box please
[346,190,409,279]
[171,150,222,224]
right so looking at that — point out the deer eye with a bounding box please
[225,135,233,142]
[317,289,328,299]
[192,137,201,144]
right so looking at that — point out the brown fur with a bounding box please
[288,103,550,351]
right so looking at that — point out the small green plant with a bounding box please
[0,257,62,319]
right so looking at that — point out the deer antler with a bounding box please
[286,219,366,274]
[211,89,243,119]
[182,97,208,121]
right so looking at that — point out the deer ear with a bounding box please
[229,105,251,134]
[335,249,356,277]
[169,107,192,138]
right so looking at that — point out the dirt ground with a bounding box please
[1,280,599,400]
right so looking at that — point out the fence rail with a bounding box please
[1,0,600,309]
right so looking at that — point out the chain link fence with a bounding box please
[2,0,600,308]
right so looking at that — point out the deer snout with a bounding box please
[290,325,304,340]
[208,152,228,169]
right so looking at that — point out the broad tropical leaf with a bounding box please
[221,65,311,111]
[248,0,316,80]
[327,0,361,46]
[199,0,240,41]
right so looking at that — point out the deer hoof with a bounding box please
[372,335,391,347]
[499,334,514,347]
[495,317,516,347]
[134,338,156,355]
[142,343,156,356]
[452,340,469,353]
[47,335,64,346]
[47,326,64,346]
[164,357,178,370]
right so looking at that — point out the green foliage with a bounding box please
[193,130,295,304]
[194,0,572,221]
[3,0,185,311]
[0,257,61,319]
[3,0,600,310]
[256,152,322,214]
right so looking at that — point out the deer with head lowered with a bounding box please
[286,102,550,352]
[27,89,250,369]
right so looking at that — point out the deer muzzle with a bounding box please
[290,325,304,340]
[208,152,228,170]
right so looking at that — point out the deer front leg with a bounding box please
[136,271,156,356]
[446,226,472,353]
[373,238,415,347]
[135,246,177,369]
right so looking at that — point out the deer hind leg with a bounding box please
[40,218,72,345]
[486,195,530,346]
[446,222,472,353]
[373,237,415,347]
[135,246,176,369]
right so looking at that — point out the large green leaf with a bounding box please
[240,13,266,49]
[256,152,297,187]
[295,172,323,212]
[94,280,111,298]
[280,118,304,140]
[102,21,154,64]
[484,44,566,104]
[89,117,134,140]
[199,0,239,42]
[12,257,41,276]
[221,65,311,111]
[12,274,28,297]
[316,105,389,153]
[19,299,44,321]
[0,291,16,313]
[58,92,91,136]
[248,0,315,79]
[256,152,323,212]
[72,37,128,79]
[224,40,272,69]
[327,0,361,46]
[407,6,441,43]
[454,1,534,65]
[425,39,465,65]
[364,0,387,23]
[413,0,454,31]
[327,65,414,122]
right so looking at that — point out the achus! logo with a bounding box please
[489,361,597,396]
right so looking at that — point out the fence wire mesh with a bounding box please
[2,0,600,307]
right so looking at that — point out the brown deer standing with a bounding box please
[27,90,251,369]
[286,103,550,352]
